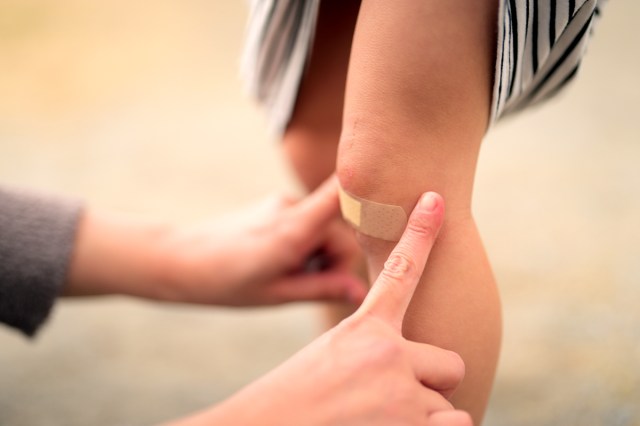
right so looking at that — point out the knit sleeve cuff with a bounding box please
[0,186,83,337]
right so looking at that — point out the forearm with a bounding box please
[63,209,175,300]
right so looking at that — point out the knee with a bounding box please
[336,133,477,262]
[336,130,438,221]
[336,127,475,223]
[336,129,403,203]
[336,140,419,258]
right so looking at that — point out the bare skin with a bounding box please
[57,182,471,424]
[283,0,501,422]
[64,177,367,306]
[167,193,472,426]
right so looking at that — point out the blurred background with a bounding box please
[0,1,638,425]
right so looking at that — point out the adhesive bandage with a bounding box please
[338,185,408,241]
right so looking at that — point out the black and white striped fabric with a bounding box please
[242,0,605,135]
[492,0,606,121]
[242,0,320,134]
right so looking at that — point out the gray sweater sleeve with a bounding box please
[0,186,83,337]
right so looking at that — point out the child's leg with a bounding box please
[336,0,501,422]
[282,0,363,324]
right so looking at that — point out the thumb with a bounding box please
[356,192,444,330]
[288,176,340,236]
[428,410,473,426]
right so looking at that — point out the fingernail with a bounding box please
[420,193,438,212]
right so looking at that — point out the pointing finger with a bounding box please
[357,192,444,329]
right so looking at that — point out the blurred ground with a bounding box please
[0,1,638,425]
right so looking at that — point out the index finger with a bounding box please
[357,192,444,330]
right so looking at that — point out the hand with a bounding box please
[155,176,366,306]
[171,192,472,426]
[65,177,366,306]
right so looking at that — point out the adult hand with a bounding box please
[157,176,366,305]
[171,192,472,426]
[65,177,366,307]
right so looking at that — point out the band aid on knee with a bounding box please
[338,185,408,242]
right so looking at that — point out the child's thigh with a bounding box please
[283,0,360,190]
[281,1,365,325]
[337,0,499,217]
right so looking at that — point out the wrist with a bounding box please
[64,209,175,299]
[148,226,196,303]
[161,396,259,426]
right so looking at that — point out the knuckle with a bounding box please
[381,251,416,281]
[367,338,403,366]
[277,220,304,245]
[282,194,298,206]
[274,226,307,264]
[263,194,295,212]
[406,216,435,240]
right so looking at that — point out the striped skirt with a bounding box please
[242,0,605,135]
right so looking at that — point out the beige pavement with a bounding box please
[1,1,638,425]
